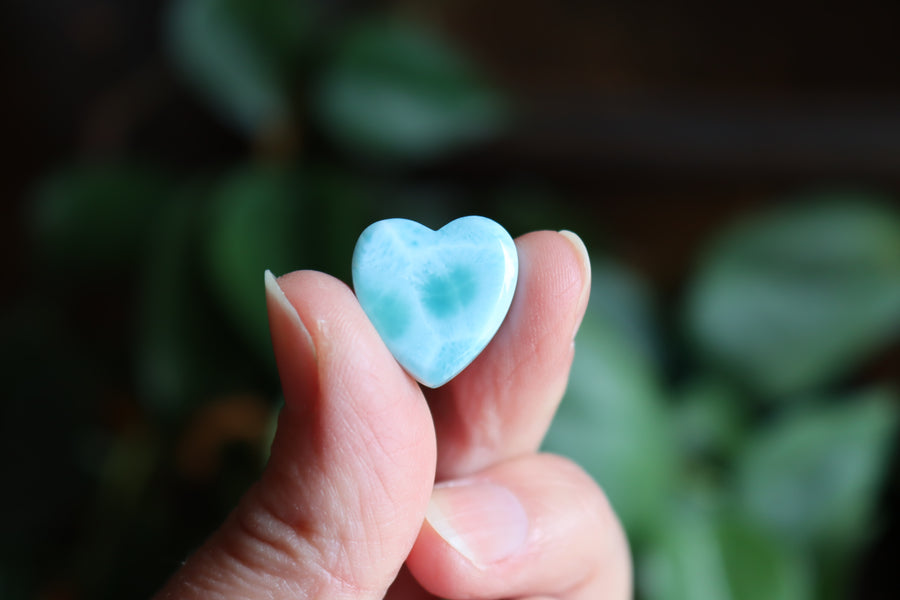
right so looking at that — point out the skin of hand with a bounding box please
[154,230,632,600]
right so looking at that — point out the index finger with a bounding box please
[426,230,591,478]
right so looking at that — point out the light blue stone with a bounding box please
[352,216,518,388]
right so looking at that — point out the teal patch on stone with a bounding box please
[352,216,518,388]
[370,293,411,340]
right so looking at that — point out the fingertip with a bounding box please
[265,270,316,357]
[557,230,592,333]
[557,231,591,282]
[265,270,319,408]
[428,231,593,476]
[510,230,591,342]
[269,270,428,432]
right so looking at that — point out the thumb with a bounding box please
[156,270,437,599]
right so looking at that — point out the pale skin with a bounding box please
[155,230,632,599]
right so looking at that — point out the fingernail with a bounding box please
[558,230,592,334]
[264,269,316,361]
[426,480,529,567]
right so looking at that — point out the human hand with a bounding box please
[154,230,631,599]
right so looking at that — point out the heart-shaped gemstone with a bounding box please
[352,216,518,388]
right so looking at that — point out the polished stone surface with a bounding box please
[352,216,518,387]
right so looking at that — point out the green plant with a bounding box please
[5,1,899,598]
[544,200,900,599]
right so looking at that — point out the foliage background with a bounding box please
[2,1,900,598]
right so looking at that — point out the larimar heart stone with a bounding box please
[352,216,518,388]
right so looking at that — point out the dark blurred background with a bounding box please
[2,1,900,598]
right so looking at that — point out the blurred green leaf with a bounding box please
[642,504,812,600]
[673,377,746,467]
[30,164,168,271]
[205,165,303,360]
[734,388,899,552]
[135,198,206,417]
[301,167,377,282]
[543,275,676,539]
[167,0,311,134]
[686,199,900,398]
[314,20,506,161]
[136,194,259,417]
[590,258,662,369]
